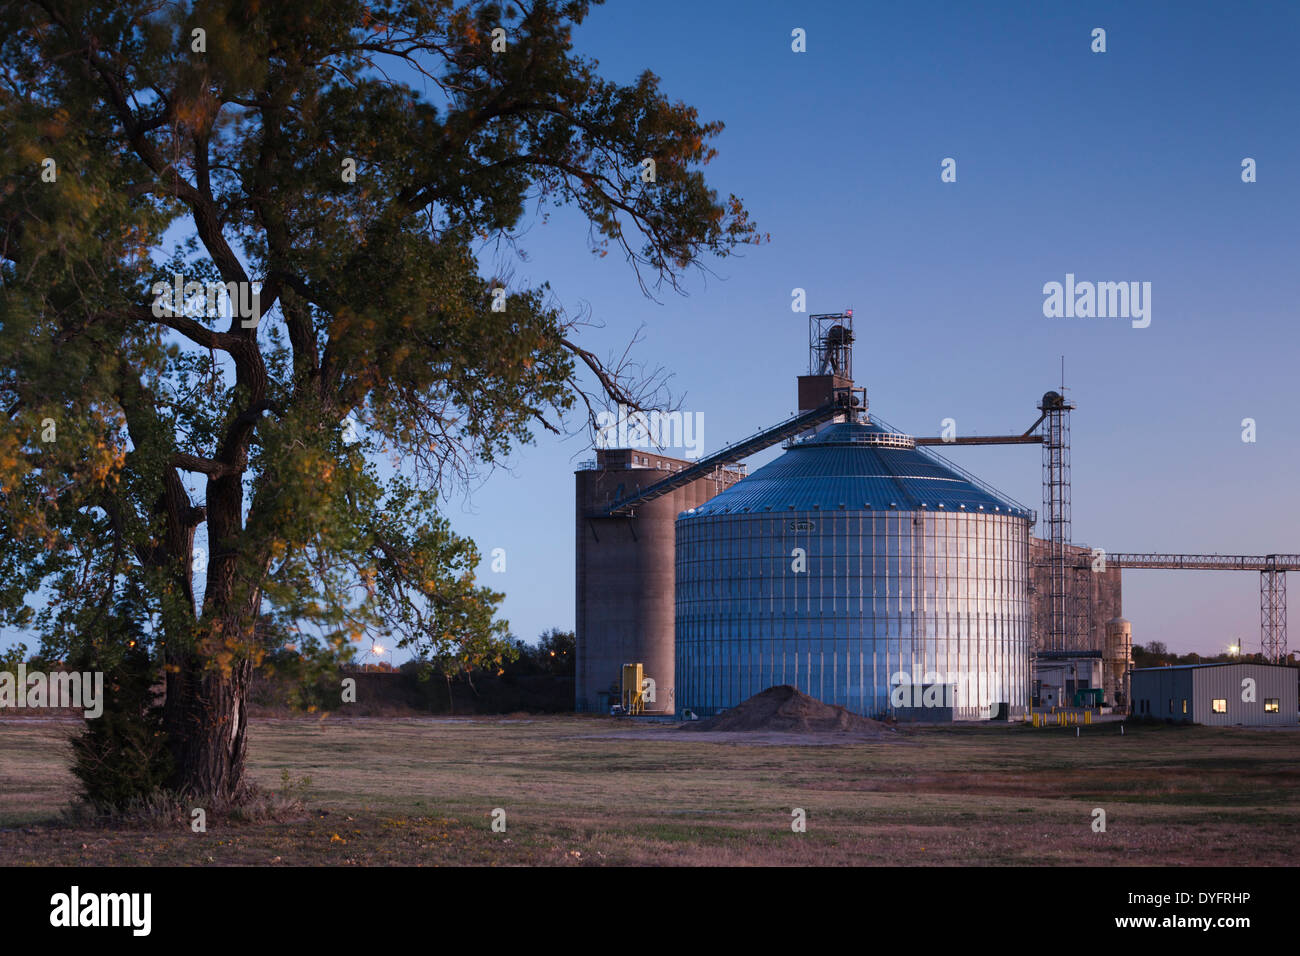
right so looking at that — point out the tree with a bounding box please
[0,0,759,804]
[68,582,173,809]
[1132,641,1170,669]
[535,626,574,676]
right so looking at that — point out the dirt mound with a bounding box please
[683,686,894,735]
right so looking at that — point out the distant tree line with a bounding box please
[247,627,575,715]
[501,628,575,679]
[1132,641,1298,669]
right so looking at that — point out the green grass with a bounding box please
[2,715,1298,865]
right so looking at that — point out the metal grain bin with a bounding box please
[675,420,1033,719]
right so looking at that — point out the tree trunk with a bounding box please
[164,648,254,805]
[161,458,264,804]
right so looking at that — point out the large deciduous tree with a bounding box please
[0,0,758,803]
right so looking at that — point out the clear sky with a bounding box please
[449,0,1300,657]
[5,0,1296,661]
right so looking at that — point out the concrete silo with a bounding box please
[1103,616,1133,707]
[575,448,746,714]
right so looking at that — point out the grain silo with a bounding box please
[578,311,1048,720]
[575,447,748,714]
[672,313,1035,719]
[675,419,1034,719]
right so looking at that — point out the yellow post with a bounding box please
[1085,711,1092,725]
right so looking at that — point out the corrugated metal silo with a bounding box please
[675,420,1034,719]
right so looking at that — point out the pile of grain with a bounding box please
[683,685,894,735]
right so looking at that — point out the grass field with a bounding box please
[2,715,1299,866]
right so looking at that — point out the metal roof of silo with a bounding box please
[680,419,1033,518]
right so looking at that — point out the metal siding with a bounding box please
[1134,664,1298,726]
[1130,668,1193,721]
[676,501,1032,718]
[1193,664,1296,726]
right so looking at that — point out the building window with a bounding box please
[1212,699,1227,714]
[1168,698,1174,713]
[1265,699,1280,713]
[1182,699,1188,715]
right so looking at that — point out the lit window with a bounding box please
[1265,699,1280,713]
[1182,699,1188,715]
[1212,699,1227,714]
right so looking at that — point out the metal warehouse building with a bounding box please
[1130,662,1298,726]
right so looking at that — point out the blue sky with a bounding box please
[5,0,1296,661]
[449,0,1300,657]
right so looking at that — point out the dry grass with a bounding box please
[1,715,1298,865]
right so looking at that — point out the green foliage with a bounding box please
[0,641,27,672]
[531,627,575,677]
[256,630,357,712]
[277,768,312,802]
[68,588,173,811]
